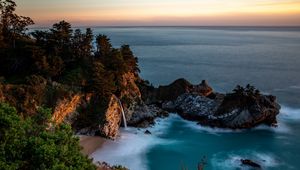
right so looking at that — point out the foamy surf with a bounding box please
[90,114,179,170]
[182,105,300,135]
[279,106,300,121]
[211,151,281,170]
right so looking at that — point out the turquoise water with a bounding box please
[91,27,300,170]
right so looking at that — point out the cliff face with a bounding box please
[98,95,122,139]
[117,72,168,128]
[0,71,149,139]
[0,80,87,127]
[120,72,141,100]
[52,94,83,124]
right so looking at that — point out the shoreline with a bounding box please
[79,135,108,156]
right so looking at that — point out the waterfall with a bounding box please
[117,98,127,128]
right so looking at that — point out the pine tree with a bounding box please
[121,44,140,73]
[95,34,112,58]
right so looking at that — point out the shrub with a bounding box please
[0,103,96,170]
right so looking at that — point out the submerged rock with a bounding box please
[144,130,152,134]
[240,159,262,169]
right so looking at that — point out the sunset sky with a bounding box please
[15,0,300,27]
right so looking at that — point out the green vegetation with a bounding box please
[232,84,261,98]
[0,0,139,125]
[216,84,262,114]
[1,0,139,169]
[0,103,96,170]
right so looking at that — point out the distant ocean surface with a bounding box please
[86,27,300,170]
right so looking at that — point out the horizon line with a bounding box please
[30,25,300,29]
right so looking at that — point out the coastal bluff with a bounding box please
[0,75,281,140]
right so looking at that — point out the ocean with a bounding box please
[90,27,300,170]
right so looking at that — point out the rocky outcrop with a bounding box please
[193,80,213,97]
[203,93,280,129]
[142,79,280,129]
[241,159,262,169]
[120,72,141,100]
[141,78,213,105]
[52,94,83,124]
[162,93,221,120]
[98,95,123,139]
[127,103,168,127]
[117,71,168,128]
[168,92,280,128]
[156,78,194,101]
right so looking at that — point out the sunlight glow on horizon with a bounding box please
[15,0,300,26]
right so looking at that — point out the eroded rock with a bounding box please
[98,95,122,139]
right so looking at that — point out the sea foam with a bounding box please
[279,106,300,121]
[90,114,179,170]
[211,151,281,170]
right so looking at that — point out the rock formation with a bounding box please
[141,79,280,129]
[140,78,213,104]
[241,159,262,169]
[98,95,122,139]
[52,94,82,124]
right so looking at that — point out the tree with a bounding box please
[0,103,96,170]
[89,61,116,98]
[72,28,93,62]
[95,34,112,58]
[83,28,93,56]
[121,45,140,73]
[0,0,34,48]
[49,20,73,59]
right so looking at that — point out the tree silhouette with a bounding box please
[95,34,112,58]
[121,44,140,73]
[0,0,34,48]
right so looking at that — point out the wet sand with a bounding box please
[79,135,107,155]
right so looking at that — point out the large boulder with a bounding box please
[127,103,168,127]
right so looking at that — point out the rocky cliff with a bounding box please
[0,73,281,139]
[52,94,83,124]
[98,95,122,139]
[117,71,167,128]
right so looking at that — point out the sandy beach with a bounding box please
[79,135,107,155]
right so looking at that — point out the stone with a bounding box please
[241,159,262,169]
[144,130,152,134]
[143,80,281,129]
[98,95,122,139]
